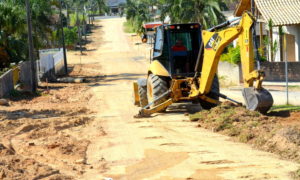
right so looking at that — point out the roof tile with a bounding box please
[255,0,300,26]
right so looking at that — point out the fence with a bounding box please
[0,70,14,98]
[0,48,66,98]
[218,61,300,86]
[39,48,66,81]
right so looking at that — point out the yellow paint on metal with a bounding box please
[139,99,173,117]
[199,28,241,94]
[135,12,271,117]
[12,67,20,86]
[199,95,220,105]
[133,82,140,106]
[199,12,260,94]
[148,60,170,77]
[238,12,255,87]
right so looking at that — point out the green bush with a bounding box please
[123,21,135,33]
[69,13,87,27]
[221,45,267,65]
[220,45,241,64]
[52,27,78,48]
[63,27,78,47]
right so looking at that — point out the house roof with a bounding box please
[234,0,300,26]
[255,0,300,26]
[106,0,126,7]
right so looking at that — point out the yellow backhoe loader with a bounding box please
[133,12,273,118]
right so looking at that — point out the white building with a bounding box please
[235,0,300,62]
[106,0,126,14]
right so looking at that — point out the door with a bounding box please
[284,34,296,62]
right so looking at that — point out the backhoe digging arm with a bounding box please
[196,12,273,113]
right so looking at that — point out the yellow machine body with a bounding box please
[148,60,170,77]
[134,12,273,117]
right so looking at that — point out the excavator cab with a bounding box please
[152,24,202,78]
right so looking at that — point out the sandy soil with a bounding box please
[0,17,299,180]
[191,102,300,163]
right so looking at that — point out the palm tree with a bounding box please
[126,0,151,33]
[161,0,226,28]
[126,0,227,34]
[0,1,27,66]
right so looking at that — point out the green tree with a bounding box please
[160,0,226,28]
[125,0,228,34]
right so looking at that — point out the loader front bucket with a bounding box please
[242,87,273,114]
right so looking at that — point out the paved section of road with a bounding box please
[74,17,298,179]
[221,89,300,105]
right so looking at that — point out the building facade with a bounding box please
[106,0,126,15]
[235,0,300,62]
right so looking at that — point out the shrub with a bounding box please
[63,27,78,47]
[221,45,267,65]
[52,27,78,49]
[220,45,241,64]
[69,13,87,27]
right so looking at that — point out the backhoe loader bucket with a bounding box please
[242,87,273,114]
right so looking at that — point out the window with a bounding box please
[153,26,163,58]
[170,32,192,51]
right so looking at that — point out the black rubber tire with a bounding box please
[199,75,220,110]
[138,85,148,107]
[147,74,168,110]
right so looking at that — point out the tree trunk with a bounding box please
[270,26,273,62]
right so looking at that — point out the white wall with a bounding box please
[272,25,300,62]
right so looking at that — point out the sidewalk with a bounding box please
[263,81,300,86]
[221,88,300,106]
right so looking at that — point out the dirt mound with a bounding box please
[0,63,105,179]
[191,102,300,162]
[0,158,73,180]
[0,144,72,180]
[0,143,15,156]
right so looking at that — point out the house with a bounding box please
[106,0,126,15]
[234,0,300,62]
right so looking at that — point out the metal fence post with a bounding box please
[284,34,289,105]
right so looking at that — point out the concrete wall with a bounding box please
[218,61,300,84]
[53,49,65,76]
[261,62,300,82]
[19,61,33,90]
[39,48,65,81]
[0,70,13,97]
[218,61,242,86]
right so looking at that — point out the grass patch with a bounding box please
[271,105,300,112]
[123,21,135,33]
[190,112,204,122]
[291,168,300,180]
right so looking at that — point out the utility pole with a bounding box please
[25,0,37,92]
[59,0,68,75]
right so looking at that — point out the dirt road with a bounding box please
[75,17,298,180]
[0,17,298,180]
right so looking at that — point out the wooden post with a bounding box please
[268,19,274,62]
[279,26,284,62]
[259,22,264,57]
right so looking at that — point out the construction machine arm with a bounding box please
[196,12,273,113]
[198,12,255,94]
